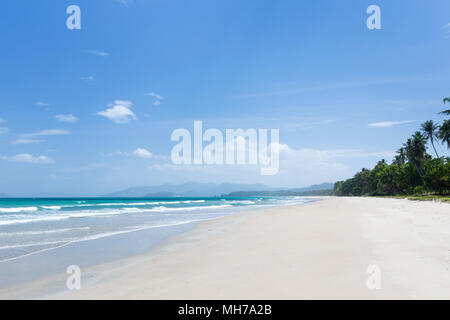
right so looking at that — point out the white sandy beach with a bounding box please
[1,197,450,300]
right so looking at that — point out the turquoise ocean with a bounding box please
[0,197,314,262]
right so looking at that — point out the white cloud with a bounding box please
[100,151,125,157]
[21,129,70,138]
[81,76,94,81]
[11,139,44,145]
[1,154,54,164]
[132,148,153,159]
[278,145,395,161]
[368,120,414,128]
[0,118,6,123]
[233,77,437,99]
[118,0,131,6]
[98,100,136,124]
[101,148,154,159]
[147,92,164,106]
[55,114,78,123]
[109,100,132,108]
[443,22,450,31]
[147,92,163,100]
[271,145,394,185]
[86,50,109,57]
[36,101,50,107]
[145,143,394,188]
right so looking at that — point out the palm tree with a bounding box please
[438,119,450,149]
[404,132,427,180]
[440,97,450,115]
[421,120,439,158]
[393,147,406,166]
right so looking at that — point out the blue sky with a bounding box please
[0,0,449,195]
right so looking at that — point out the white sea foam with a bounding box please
[77,219,209,242]
[0,207,38,213]
[0,197,315,263]
[147,204,232,212]
[0,204,233,226]
[0,240,71,250]
[59,201,182,208]
[55,200,208,208]
[0,227,90,237]
[225,200,256,205]
[0,219,210,262]
[0,215,69,226]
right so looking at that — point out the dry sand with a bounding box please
[1,197,450,299]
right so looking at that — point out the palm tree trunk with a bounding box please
[430,137,439,158]
[414,162,425,183]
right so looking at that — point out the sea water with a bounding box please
[0,196,313,263]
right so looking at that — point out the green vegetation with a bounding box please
[440,97,450,115]
[334,98,450,199]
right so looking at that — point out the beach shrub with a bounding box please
[413,185,426,195]
[423,158,450,194]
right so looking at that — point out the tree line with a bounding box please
[334,98,450,196]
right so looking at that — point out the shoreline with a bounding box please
[0,196,323,299]
[0,197,316,265]
[1,197,450,299]
[0,198,320,297]
[0,219,199,290]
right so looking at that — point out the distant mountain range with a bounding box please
[222,183,334,197]
[105,182,333,197]
[106,182,274,197]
